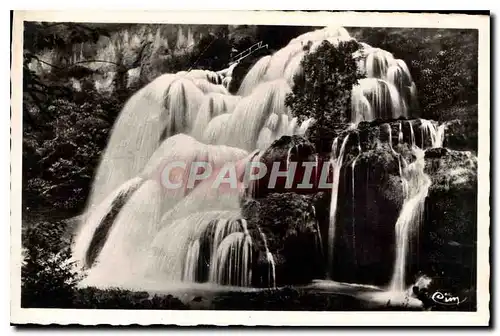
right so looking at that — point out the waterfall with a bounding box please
[351,157,358,264]
[256,226,276,288]
[389,147,431,292]
[286,146,293,171]
[182,217,244,283]
[208,219,253,287]
[365,48,394,79]
[398,121,403,145]
[209,219,243,273]
[327,135,350,278]
[283,51,305,86]
[420,119,447,148]
[297,118,314,136]
[237,55,272,96]
[263,43,304,82]
[219,79,291,151]
[191,78,229,94]
[310,205,324,258]
[85,74,205,210]
[386,123,395,153]
[351,140,362,264]
[182,239,201,282]
[202,113,231,145]
[287,117,299,135]
[75,24,422,292]
[191,93,240,141]
[73,176,144,268]
[351,78,406,122]
[409,121,416,147]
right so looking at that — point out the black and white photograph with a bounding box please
[10,10,490,326]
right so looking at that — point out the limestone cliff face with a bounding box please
[28,24,241,94]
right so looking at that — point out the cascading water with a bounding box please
[191,93,240,141]
[409,121,416,147]
[73,176,144,268]
[182,239,201,282]
[75,24,425,295]
[208,219,253,287]
[351,141,362,264]
[327,135,350,278]
[386,123,395,153]
[237,55,272,96]
[351,78,406,123]
[218,79,293,151]
[85,74,206,210]
[389,147,431,292]
[398,121,403,145]
[256,226,276,288]
[420,119,447,148]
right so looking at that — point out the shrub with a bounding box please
[21,220,80,308]
[285,40,364,152]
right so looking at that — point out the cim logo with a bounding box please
[430,291,468,306]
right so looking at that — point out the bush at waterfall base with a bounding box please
[285,39,364,153]
[21,219,188,309]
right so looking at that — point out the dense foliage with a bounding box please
[21,220,79,308]
[285,39,364,152]
[23,95,117,213]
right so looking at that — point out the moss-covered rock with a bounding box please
[332,144,405,286]
[242,192,324,286]
[248,135,323,198]
[418,148,477,291]
[442,118,478,153]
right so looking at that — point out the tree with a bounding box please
[412,35,478,120]
[285,40,364,152]
[23,97,113,213]
[188,29,232,71]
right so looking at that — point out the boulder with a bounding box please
[242,192,324,286]
[442,119,478,153]
[247,135,324,198]
[331,143,405,286]
[418,148,478,291]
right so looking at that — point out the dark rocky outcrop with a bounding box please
[331,143,405,286]
[247,135,325,198]
[442,119,478,153]
[242,193,324,286]
[419,148,478,290]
